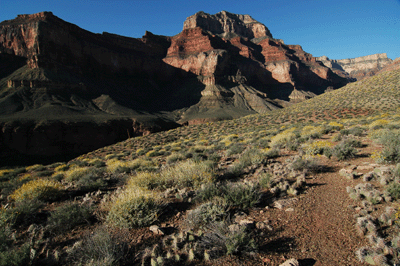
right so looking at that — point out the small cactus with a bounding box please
[152,244,161,257]
[204,250,210,261]
[156,256,164,265]
[372,253,388,265]
[188,248,195,261]
[150,257,158,266]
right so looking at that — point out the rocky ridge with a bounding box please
[316,53,393,80]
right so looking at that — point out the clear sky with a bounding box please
[2,0,399,60]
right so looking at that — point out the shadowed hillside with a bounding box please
[0,66,399,265]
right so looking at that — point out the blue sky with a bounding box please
[2,0,399,60]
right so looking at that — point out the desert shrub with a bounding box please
[131,160,214,191]
[106,158,157,173]
[195,183,222,203]
[328,121,344,130]
[145,150,159,157]
[63,166,106,189]
[386,182,400,200]
[106,188,162,228]
[10,179,62,202]
[394,164,400,178]
[331,139,358,160]
[75,170,107,190]
[185,198,228,228]
[348,126,365,136]
[200,220,258,256]
[0,242,30,266]
[300,125,325,139]
[302,140,334,156]
[0,200,43,228]
[332,134,342,142]
[231,148,265,175]
[369,119,389,130]
[380,135,400,164]
[262,148,280,158]
[259,172,272,189]
[47,202,92,233]
[166,153,185,164]
[290,157,322,172]
[256,137,270,149]
[371,130,400,163]
[270,129,297,149]
[68,227,128,266]
[226,143,245,156]
[87,159,106,168]
[26,164,46,172]
[64,167,92,182]
[54,164,69,172]
[223,182,260,209]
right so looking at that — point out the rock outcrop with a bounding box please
[316,53,393,80]
[0,11,349,159]
[183,11,272,39]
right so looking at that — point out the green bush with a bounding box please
[10,179,62,202]
[226,144,245,156]
[332,139,358,160]
[259,172,272,189]
[386,182,400,199]
[68,227,128,266]
[200,221,258,255]
[290,157,322,172]
[394,164,400,178]
[0,200,43,228]
[47,202,92,233]
[0,243,30,266]
[185,198,228,228]
[106,189,162,228]
[229,148,266,176]
[373,130,400,163]
[223,182,260,209]
[131,160,214,191]
[195,183,222,203]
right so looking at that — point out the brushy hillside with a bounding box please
[0,68,400,266]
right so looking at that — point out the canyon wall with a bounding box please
[316,53,393,80]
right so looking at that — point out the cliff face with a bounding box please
[316,53,393,80]
[183,11,272,39]
[0,11,348,159]
[165,11,347,110]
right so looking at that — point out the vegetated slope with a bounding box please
[1,68,400,266]
[252,67,400,125]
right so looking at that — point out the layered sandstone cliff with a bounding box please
[316,53,393,80]
[183,11,272,39]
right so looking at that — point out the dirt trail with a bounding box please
[258,159,370,265]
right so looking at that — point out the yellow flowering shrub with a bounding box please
[64,167,92,182]
[11,179,62,202]
[106,158,157,173]
[270,129,297,148]
[26,164,45,171]
[303,140,334,155]
[301,125,326,139]
[328,121,344,130]
[369,119,389,130]
[0,169,12,177]
[54,163,69,172]
[371,151,385,164]
[106,187,161,228]
[130,160,214,190]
